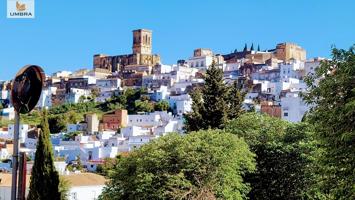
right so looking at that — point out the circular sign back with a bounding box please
[11,65,45,114]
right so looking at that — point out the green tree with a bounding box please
[184,88,205,132]
[227,81,246,119]
[96,157,118,176]
[125,88,147,113]
[59,176,71,200]
[185,62,229,131]
[91,87,100,101]
[302,46,355,199]
[28,110,61,200]
[48,114,67,133]
[99,130,255,200]
[134,100,154,113]
[78,95,86,103]
[154,100,169,111]
[67,111,82,124]
[226,113,317,200]
[201,62,229,129]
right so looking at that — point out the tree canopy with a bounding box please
[302,45,355,199]
[226,113,318,200]
[100,130,255,200]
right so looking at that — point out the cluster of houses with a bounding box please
[0,29,323,199]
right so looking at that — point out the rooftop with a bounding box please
[0,173,107,187]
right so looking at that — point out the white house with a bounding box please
[127,112,163,127]
[128,135,158,151]
[7,124,29,144]
[149,86,169,102]
[36,87,57,109]
[304,57,323,76]
[66,88,91,104]
[280,92,310,122]
[186,48,225,71]
[0,173,106,200]
[279,60,305,81]
[96,78,121,92]
[0,107,15,121]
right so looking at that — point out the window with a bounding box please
[71,192,77,200]
[284,112,288,117]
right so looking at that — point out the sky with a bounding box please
[0,0,354,80]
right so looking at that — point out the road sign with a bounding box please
[10,65,44,200]
[11,65,45,114]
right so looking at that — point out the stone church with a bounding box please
[93,29,161,74]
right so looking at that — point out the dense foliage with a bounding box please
[226,113,317,199]
[99,130,255,200]
[154,100,170,111]
[28,110,61,200]
[302,46,355,199]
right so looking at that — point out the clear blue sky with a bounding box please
[0,0,354,80]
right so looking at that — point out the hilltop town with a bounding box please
[0,29,326,198]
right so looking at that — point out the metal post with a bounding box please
[18,152,27,200]
[11,112,20,200]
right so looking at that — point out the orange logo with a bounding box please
[16,1,26,11]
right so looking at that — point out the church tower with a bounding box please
[132,29,152,55]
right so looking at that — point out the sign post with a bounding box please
[10,65,45,200]
[10,112,20,200]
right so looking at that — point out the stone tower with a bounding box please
[132,29,152,55]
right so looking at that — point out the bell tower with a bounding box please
[132,29,152,55]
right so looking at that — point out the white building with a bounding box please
[304,57,324,76]
[0,173,106,200]
[127,112,164,127]
[1,90,9,100]
[149,86,169,102]
[187,48,225,71]
[36,87,57,109]
[5,124,29,143]
[128,135,157,151]
[0,107,15,120]
[66,88,91,104]
[52,71,73,78]
[279,60,305,81]
[96,78,121,92]
[280,92,310,122]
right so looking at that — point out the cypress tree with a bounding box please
[257,44,260,51]
[184,88,205,132]
[200,61,229,129]
[28,110,61,200]
[250,43,254,51]
[227,81,246,120]
[243,43,248,52]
